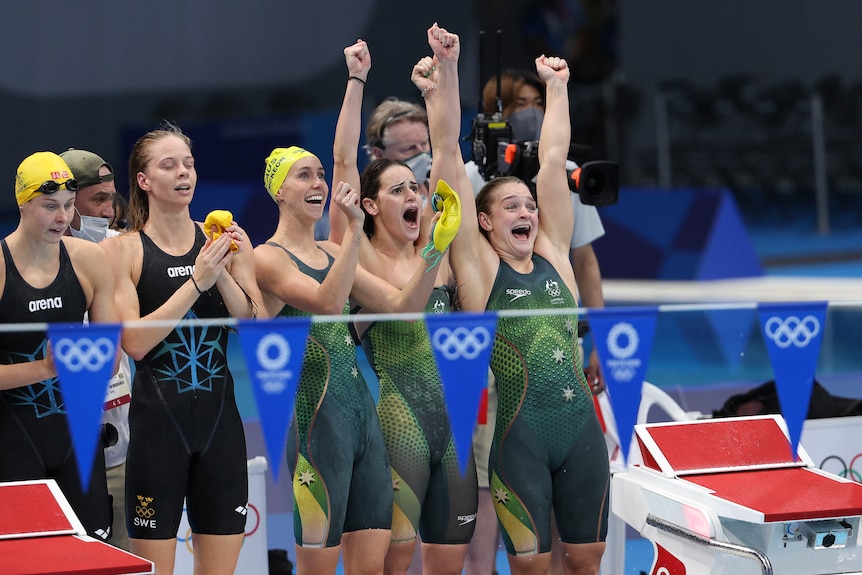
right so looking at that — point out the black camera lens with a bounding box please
[101,423,119,448]
[583,173,604,193]
[574,161,620,207]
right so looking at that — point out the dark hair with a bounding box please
[482,70,545,118]
[359,157,411,239]
[475,176,529,239]
[126,121,192,231]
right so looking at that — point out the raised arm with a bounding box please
[423,23,496,309]
[533,55,574,255]
[421,25,461,196]
[329,40,371,246]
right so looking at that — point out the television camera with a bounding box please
[468,31,620,207]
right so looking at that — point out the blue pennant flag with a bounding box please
[237,318,311,480]
[426,312,497,475]
[757,302,827,460]
[48,322,122,491]
[588,306,659,465]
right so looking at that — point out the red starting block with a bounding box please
[613,414,862,575]
[0,479,153,575]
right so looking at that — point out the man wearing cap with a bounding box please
[61,148,133,552]
[0,151,119,540]
[61,149,117,242]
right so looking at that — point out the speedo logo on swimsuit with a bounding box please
[28,296,63,313]
[506,288,531,303]
[457,513,477,526]
[166,265,195,278]
[133,494,157,529]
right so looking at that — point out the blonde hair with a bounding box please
[365,98,428,153]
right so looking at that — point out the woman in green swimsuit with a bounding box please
[441,37,610,575]
[327,26,475,575]
[253,40,455,575]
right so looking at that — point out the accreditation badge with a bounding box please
[104,370,131,410]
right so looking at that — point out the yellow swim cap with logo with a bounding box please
[263,146,318,201]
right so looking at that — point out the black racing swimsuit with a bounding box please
[0,239,111,539]
[125,228,247,540]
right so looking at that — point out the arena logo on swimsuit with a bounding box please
[166,265,195,278]
[28,296,63,313]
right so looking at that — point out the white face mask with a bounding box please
[404,152,433,185]
[70,213,111,242]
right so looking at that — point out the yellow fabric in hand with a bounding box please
[204,210,239,252]
[431,179,461,253]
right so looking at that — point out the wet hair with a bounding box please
[359,157,412,239]
[475,176,529,240]
[481,69,545,118]
[126,121,192,232]
[364,98,428,153]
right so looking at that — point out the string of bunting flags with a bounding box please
[38,300,843,487]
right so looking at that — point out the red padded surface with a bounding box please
[641,418,796,472]
[0,484,74,537]
[684,467,862,522]
[2,535,152,575]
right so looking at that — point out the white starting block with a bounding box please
[0,479,153,575]
[613,414,862,575]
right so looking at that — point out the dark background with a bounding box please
[2,0,862,231]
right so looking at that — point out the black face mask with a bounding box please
[508,107,545,142]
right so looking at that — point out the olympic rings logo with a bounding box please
[135,505,155,518]
[256,333,290,371]
[764,315,820,349]
[820,454,862,483]
[544,279,561,298]
[432,326,492,360]
[606,322,638,359]
[54,337,115,372]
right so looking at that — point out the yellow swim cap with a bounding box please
[263,146,318,201]
[15,152,76,206]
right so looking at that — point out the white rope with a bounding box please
[2,298,860,332]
